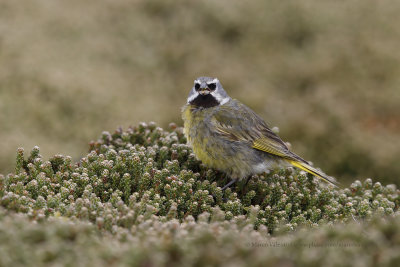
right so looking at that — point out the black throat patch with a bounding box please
[189,94,219,108]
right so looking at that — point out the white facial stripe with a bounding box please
[211,91,229,105]
[188,91,229,105]
[219,97,230,105]
[194,80,201,84]
[187,92,199,103]
[210,78,219,83]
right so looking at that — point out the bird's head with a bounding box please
[187,77,231,108]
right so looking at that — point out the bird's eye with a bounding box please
[194,83,200,90]
[207,83,216,90]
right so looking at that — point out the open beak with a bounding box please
[199,88,211,95]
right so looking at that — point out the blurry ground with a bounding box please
[0,0,399,185]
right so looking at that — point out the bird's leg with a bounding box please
[221,178,238,191]
[244,175,252,187]
[238,175,253,196]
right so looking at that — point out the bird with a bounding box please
[181,76,338,190]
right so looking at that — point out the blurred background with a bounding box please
[0,0,399,186]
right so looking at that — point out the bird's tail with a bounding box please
[287,159,339,187]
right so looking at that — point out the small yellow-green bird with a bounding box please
[182,76,338,190]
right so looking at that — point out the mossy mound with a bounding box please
[0,122,399,266]
[1,208,400,266]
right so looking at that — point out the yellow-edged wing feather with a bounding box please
[252,137,291,158]
[286,160,338,186]
[212,100,338,186]
[252,136,338,187]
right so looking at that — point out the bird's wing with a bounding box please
[212,100,301,161]
[211,100,338,186]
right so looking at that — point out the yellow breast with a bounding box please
[181,104,257,179]
[182,105,216,167]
